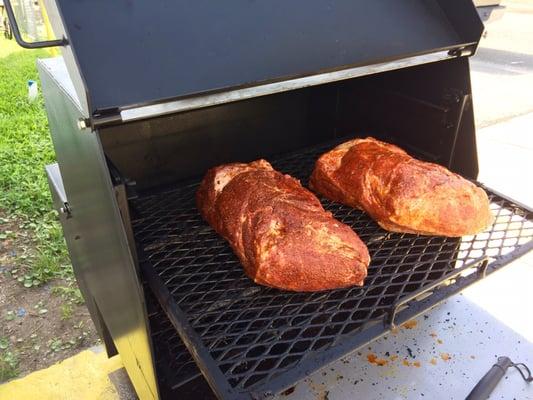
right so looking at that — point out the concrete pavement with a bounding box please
[471,0,533,128]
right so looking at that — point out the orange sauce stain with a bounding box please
[430,357,437,365]
[402,320,418,329]
[413,361,421,368]
[440,353,451,361]
[402,359,411,367]
[390,355,399,361]
[367,353,388,366]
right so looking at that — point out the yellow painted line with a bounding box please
[0,347,124,400]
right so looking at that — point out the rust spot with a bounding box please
[367,353,388,366]
[391,326,400,335]
[402,359,411,367]
[390,355,399,361]
[413,361,421,368]
[430,357,437,365]
[402,320,418,329]
[440,353,451,361]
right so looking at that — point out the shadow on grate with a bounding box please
[132,141,533,398]
[145,285,201,389]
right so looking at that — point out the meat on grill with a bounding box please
[196,160,370,291]
[310,137,493,237]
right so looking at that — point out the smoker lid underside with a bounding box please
[131,137,533,399]
[52,0,482,116]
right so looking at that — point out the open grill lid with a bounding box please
[46,0,483,124]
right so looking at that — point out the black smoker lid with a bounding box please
[54,0,483,117]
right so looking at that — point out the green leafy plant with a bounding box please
[60,303,73,320]
[52,285,84,305]
[0,350,19,382]
[0,333,19,382]
[0,38,73,285]
[48,338,63,353]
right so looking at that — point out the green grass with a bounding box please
[60,303,74,321]
[0,336,19,382]
[0,37,72,283]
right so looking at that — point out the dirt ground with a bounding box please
[0,213,99,380]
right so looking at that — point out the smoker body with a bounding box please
[40,58,159,399]
[26,1,533,399]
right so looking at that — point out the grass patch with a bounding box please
[0,335,19,382]
[51,285,84,305]
[0,351,19,382]
[0,37,72,283]
[60,303,74,321]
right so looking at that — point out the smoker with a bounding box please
[5,0,533,399]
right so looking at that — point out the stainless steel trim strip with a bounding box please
[120,50,454,123]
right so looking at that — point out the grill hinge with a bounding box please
[448,45,476,57]
[85,108,123,130]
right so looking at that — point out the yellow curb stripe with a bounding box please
[0,347,123,400]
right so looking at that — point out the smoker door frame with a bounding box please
[38,58,159,400]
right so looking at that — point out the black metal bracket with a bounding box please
[448,45,476,58]
[105,155,138,201]
[443,90,471,169]
[385,257,489,330]
[4,0,68,49]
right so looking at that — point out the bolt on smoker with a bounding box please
[5,0,533,399]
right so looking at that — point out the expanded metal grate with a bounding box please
[145,285,201,389]
[131,140,533,399]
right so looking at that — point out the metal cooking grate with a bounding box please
[145,285,201,389]
[131,141,533,398]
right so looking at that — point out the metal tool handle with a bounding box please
[466,357,533,400]
[466,356,514,400]
[4,0,68,49]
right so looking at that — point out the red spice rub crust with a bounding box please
[310,137,494,237]
[196,160,369,291]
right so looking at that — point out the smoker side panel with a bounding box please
[45,163,117,357]
[38,59,159,400]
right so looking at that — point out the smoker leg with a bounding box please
[92,297,118,357]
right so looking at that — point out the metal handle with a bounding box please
[4,0,68,49]
[466,356,513,400]
[385,257,489,329]
[466,357,533,400]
